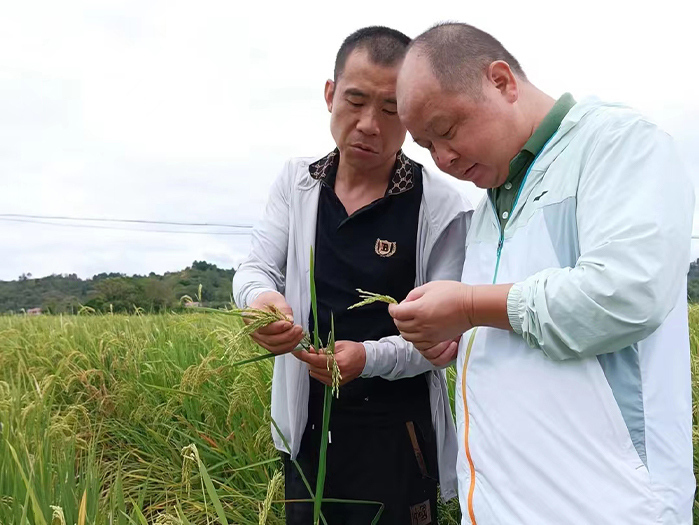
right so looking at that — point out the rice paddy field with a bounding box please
[1,309,698,524]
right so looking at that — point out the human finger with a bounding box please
[255,319,294,335]
[393,318,420,334]
[295,351,328,368]
[310,371,332,386]
[254,325,303,347]
[420,340,452,360]
[431,341,459,367]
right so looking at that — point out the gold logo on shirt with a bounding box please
[375,239,397,257]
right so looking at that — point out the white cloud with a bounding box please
[1,0,697,280]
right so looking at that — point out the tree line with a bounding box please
[0,261,235,314]
[4,259,699,315]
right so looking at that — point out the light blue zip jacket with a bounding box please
[457,97,695,524]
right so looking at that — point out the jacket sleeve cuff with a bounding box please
[507,282,525,334]
[361,341,376,377]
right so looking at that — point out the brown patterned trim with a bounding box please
[387,150,415,196]
[309,149,339,181]
[309,149,417,196]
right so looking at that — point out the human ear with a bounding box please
[324,80,335,112]
[488,61,518,103]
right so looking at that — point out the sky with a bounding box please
[1,0,698,281]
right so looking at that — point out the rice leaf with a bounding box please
[77,489,87,525]
[228,351,276,367]
[310,247,320,351]
[20,488,30,525]
[7,442,48,525]
[270,418,328,525]
[192,444,229,525]
[127,500,148,525]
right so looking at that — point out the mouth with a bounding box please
[350,143,379,154]
[461,164,478,180]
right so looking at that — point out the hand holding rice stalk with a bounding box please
[180,296,316,364]
[182,253,384,524]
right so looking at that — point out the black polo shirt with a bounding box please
[307,149,431,429]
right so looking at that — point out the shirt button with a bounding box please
[502,211,509,220]
[504,182,513,190]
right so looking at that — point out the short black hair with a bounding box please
[334,26,411,82]
[411,22,527,95]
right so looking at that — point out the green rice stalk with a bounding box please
[315,386,332,525]
[182,303,313,365]
[258,470,283,525]
[270,418,328,525]
[181,444,229,525]
[310,246,333,525]
[348,289,397,309]
[326,315,341,398]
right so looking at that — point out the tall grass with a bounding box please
[1,307,697,523]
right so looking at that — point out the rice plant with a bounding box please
[2,302,697,524]
[348,289,397,310]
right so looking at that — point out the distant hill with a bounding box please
[3,259,699,314]
[0,261,235,314]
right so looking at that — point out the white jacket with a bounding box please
[457,97,695,524]
[233,152,473,499]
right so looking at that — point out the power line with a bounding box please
[4,213,699,239]
[0,217,252,235]
[0,213,253,229]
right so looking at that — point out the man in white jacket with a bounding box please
[389,22,695,525]
[233,26,472,524]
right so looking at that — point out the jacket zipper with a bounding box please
[461,142,551,522]
[461,198,504,525]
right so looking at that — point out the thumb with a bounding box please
[388,285,426,320]
[389,299,420,322]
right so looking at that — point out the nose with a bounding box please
[433,144,459,172]
[356,107,380,136]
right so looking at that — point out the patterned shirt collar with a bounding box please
[309,148,416,196]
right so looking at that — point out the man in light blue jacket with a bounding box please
[233,26,472,524]
[390,22,695,525]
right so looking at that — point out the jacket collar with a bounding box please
[309,148,417,196]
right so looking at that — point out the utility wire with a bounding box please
[0,213,253,229]
[4,213,699,239]
[0,217,252,235]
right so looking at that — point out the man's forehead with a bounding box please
[339,48,399,81]
[342,86,397,103]
[398,55,440,101]
[397,75,441,125]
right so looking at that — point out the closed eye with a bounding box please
[441,126,455,139]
